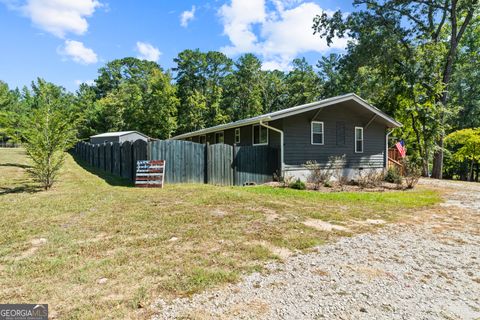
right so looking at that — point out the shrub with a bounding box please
[385,167,403,185]
[280,174,295,188]
[304,160,332,190]
[289,179,306,190]
[330,155,348,188]
[402,158,422,189]
[357,168,384,188]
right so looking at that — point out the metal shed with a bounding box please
[90,131,149,145]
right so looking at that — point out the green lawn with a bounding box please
[0,148,440,319]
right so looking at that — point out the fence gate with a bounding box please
[207,144,234,186]
[150,140,205,184]
[234,145,278,186]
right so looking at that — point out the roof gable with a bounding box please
[90,131,149,139]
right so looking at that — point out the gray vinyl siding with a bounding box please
[191,120,282,148]
[180,105,387,170]
[282,106,386,168]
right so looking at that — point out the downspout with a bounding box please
[385,129,394,169]
[259,120,284,176]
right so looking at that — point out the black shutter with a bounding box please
[336,121,345,145]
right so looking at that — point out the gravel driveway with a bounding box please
[153,179,480,320]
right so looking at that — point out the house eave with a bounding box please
[172,116,272,140]
[171,93,402,140]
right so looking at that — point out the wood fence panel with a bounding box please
[133,140,148,175]
[105,143,112,173]
[92,145,98,168]
[112,142,121,176]
[149,140,205,184]
[208,144,233,186]
[98,143,105,170]
[121,141,133,179]
[90,144,93,166]
[234,146,278,186]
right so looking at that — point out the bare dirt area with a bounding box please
[153,179,480,320]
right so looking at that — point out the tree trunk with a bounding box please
[431,138,444,178]
[469,159,475,182]
[476,162,479,182]
[431,0,476,179]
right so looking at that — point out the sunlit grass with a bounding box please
[0,148,440,319]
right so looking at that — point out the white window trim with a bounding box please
[355,126,364,153]
[215,131,224,144]
[252,124,269,146]
[234,128,241,144]
[311,121,324,145]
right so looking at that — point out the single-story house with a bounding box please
[90,131,149,145]
[172,93,401,180]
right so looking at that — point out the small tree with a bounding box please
[445,128,480,181]
[330,155,348,188]
[402,158,422,189]
[21,80,78,190]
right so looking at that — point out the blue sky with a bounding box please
[0,0,353,92]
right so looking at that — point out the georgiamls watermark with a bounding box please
[0,304,48,320]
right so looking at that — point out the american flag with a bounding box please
[395,140,406,158]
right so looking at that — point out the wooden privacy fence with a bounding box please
[74,140,148,180]
[73,139,279,186]
[234,145,279,185]
[0,142,20,148]
[150,140,205,184]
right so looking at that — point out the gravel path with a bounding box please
[152,179,480,320]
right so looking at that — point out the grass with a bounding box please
[0,148,441,319]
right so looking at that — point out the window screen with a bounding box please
[311,121,324,145]
[253,125,268,145]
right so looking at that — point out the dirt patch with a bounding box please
[302,219,351,232]
[211,208,228,218]
[10,238,48,260]
[31,237,47,246]
[249,240,294,260]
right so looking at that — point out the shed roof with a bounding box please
[172,93,402,140]
[90,131,149,139]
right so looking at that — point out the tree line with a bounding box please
[0,0,479,187]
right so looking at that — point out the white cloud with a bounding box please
[218,0,349,71]
[180,5,196,27]
[135,41,161,62]
[219,0,266,55]
[59,40,98,64]
[10,0,102,38]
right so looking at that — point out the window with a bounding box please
[355,127,363,153]
[311,121,324,145]
[252,124,268,146]
[235,128,241,144]
[199,135,206,144]
[215,131,224,144]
